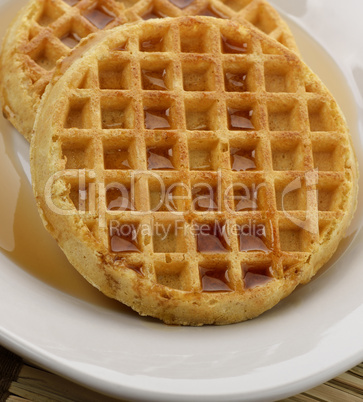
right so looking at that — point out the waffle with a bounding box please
[30,16,358,325]
[0,0,298,142]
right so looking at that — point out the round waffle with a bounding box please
[0,0,298,142]
[31,16,358,325]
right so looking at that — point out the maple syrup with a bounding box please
[196,223,230,253]
[198,6,228,19]
[142,68,168,90]
[140,37,164,52]
[63,0,79,5]
[150,185,176,211]
[144,108,171,129]
[230,147,257,171]
[192,185,218,211]
[127,264,145,276]
[113,42,127,51]
[106,186,134,211]
[228,108,254,130]
[239,227,272,253]
[84,6,115,30]
[225,72,247,92]
[113,257,144,275]
[147,147,175,169]
[168,0,195,9]
[142,7,168,20]
[242,264,274,289]
[221,35,248,54]
[61,32,82,49]
[109,223,141,253]
[104,148,131,170]
[234,186,258,211]
[199,266,232,292]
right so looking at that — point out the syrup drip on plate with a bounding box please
[0,133,127,311]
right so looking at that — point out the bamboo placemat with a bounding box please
[1,345,362,401]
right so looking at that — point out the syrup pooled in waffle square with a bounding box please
[1,0,298,141]
[30,17,357,325]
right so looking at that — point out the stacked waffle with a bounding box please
[0,0,297,141]
[0,1,358,325]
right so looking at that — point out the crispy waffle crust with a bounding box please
[0,0,298,142]
[31,17,358,325]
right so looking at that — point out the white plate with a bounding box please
[0,0,363,400]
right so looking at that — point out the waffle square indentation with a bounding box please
[109,222,142,253]
[279,221,311,252]
[195,222,230,253]
[275,176,307,211]
[182,60,216,91]
[83,5,116,29]
[267,99,302,132]
[106,181,135,211]
[242,262,274,289]
[227,100,257,131]
[191,179,218,211]
[180,25,210,53]
[308,99,339,132]
[141,61,172,91]
[98,59,131,90]
[199,262,233,292]
[153,222,187,253]
[155,262,192,291]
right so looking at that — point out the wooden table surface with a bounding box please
[0,345,362,402]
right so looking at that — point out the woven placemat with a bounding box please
[1,345,362,401]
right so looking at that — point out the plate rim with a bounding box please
[0,0,363,401]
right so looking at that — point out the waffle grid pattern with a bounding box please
[53,18,349,294]
[21,0,297,98]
